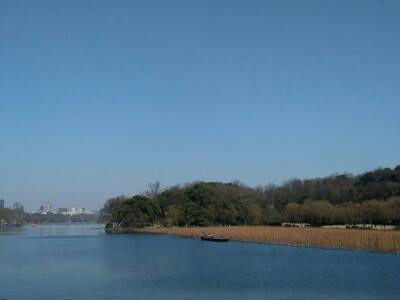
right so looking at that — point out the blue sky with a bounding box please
[1,0,399,212]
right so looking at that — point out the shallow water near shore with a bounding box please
[1,224,399,299]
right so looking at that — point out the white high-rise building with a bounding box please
[44,201,53,214]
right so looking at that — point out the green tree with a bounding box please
[100,195,127,224]
[179,201,210,226]
[156,185,185,214]
[121,195,161,228]
[183,183,219,207]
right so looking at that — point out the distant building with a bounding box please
[38,205,44,213]
[0,199,4,208]
[57,208,68,214]
[44,201,53,214]
[13,202,24,211]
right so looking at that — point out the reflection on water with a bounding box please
[0,224,399,300]
[0,226,25,236]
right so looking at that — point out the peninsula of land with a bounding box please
[101,165,400,254]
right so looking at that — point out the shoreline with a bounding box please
[140,226,400,254]
[105,227,143,234]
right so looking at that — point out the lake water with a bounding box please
[0,224,399,299]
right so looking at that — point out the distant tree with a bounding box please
[179,201,209,227]
[183,183,219,207]
[101,195,161,228]
[361,200,382,226]
[0,207,25,224]
[220,201,239,225]
[261,205,282,225]
[342,203,363,225]
[387,196,400,226]
[121,195,161,228]
[245,203,263,225]
[356,167,400,200]
[284,203,302,224]
[164,205,180,227]
[145,181,162,199]
[100,195,127,223]
[156,184,185,214]
[289,200,335,226]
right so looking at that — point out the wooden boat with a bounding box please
[201,232,229,242]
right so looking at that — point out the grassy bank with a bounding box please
[140,226,400,254]
[105,227,143,234]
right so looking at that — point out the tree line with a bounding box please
[0,207,25,226]
[101,165,400,228]
[23,213,99,224]
[285,198,400,227]
[0,208,99,225]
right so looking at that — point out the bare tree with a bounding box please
[145,181,161,199]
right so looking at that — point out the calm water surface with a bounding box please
[0,224,399,299]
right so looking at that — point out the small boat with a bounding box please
[201,232,229,242]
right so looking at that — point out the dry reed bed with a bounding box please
[141,226,400,254]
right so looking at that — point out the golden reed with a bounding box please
[141,226,400,254]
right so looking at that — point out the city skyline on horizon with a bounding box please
[0,198,98,213]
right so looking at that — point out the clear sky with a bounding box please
[1,0,399,212]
